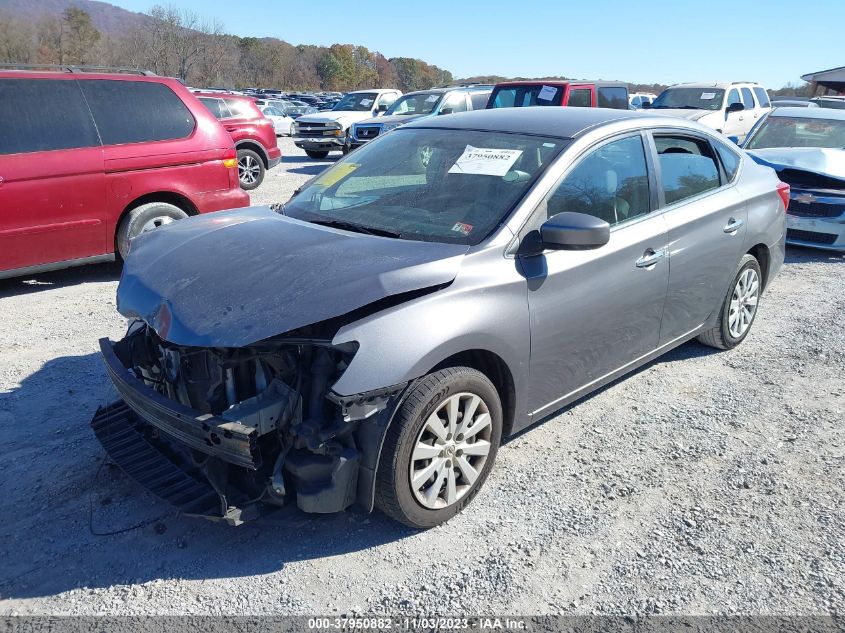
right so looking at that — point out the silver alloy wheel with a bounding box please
[139,215,175,234]
[239,154,261,185]
[728,267,760,338]
[409,392,493,509]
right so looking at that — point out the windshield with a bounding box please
[285,128,565,245]
[651,87,725,110]
[387,92,443,116]
[333,92,379,112]
[488,85,563,108]
[746,115,845,149]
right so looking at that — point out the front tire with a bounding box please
[116,202,188,259]
[305,149,329,159]
[698,254,762,349]
[375,367,502,528]
[237,148,265,190]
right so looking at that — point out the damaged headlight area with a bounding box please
[91,321,403,525]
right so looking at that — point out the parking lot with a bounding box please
[0,137,842,616]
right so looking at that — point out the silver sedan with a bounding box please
[93,108,787,528]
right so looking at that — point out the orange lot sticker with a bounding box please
[452,222,473,236]
[313,163,359,187]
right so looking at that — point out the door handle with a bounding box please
[723,218,744,233]
[636,249,665,268]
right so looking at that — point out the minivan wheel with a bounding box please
[305,149,330,159]
[698,254,762,350]
[237,149,265,190]
[117,202,188,259]
[375,367,502,528]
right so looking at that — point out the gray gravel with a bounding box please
[0,137,842,616]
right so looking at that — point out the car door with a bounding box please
[723,88,747,138]
[650,132,748,344]
[519,133,669,418]
[0,78,105,274]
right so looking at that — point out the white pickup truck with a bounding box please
[292,89,402,158]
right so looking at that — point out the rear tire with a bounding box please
[237,148,265,190]
[116,201,188,259]
[375,367,502,528]
[698,254,762,350]
[305,150,330,159]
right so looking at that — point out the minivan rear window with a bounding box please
[488,85,563,108]
[79,80,195,145]
[0,79,99,155]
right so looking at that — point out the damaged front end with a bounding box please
[92,321,404,525]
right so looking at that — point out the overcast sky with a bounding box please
[111,0,840,88]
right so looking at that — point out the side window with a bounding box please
[544,135,651,226]
[655,135,721,205]
[80,80,195,145]
[727,88,741,108]
[567,88,592,108]
[469,92,490,110]
[741,87,756,109]
[199,97,226,119]
[441,93,468,114]
[225,99,253,118]
[753,87,771,108]
[597,87,628,109]
[714,140,741,182]
[0,79,99,155]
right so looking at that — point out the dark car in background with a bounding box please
[487,80,628,110]
[350,86,492,149]
[195,92,282,190]
[0,67,249,279]
[744,106,845,250]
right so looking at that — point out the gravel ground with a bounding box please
[0,137,842,617]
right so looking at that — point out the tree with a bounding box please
[0,11,34,63]
[62,8,100,65]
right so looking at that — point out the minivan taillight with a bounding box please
[223,148,237,169]
[776,182,791,212]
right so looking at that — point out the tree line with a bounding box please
[0,5,454,92]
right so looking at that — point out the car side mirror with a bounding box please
[640,100,652,109]
[439,107,453,115]
[727,102,745,113]
[377,104,389,113]
[539,212,610,250]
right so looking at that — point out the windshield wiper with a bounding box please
[308,218,402,238]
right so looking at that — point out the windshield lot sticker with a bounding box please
[360,98,374,106]
[313,163,359,187]
[538,85,558,101]
[426,94,439,103]
[451,222,473,236]
[449,145,523,177]
[700,92,717,100]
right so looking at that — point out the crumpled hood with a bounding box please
[651,108,714,122]
[296,111,374,126]
[356,114,426,127]
[745,147,845,182]
[117,207,469,348]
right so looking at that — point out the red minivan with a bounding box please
[0,68,250,279]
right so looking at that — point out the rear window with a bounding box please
[753,87,770,108]
[488,85,563,108]
[0,79,99,155]
[597,86,628,109]
[79,80,195,145]
[199,97,230,119]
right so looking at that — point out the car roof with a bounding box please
[769,106,845,121]
[668,82,761,90]
[401,107,647,138]
[493,80,626,88]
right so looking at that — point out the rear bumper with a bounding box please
[195,187,250,214]
[97,338,262,470]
